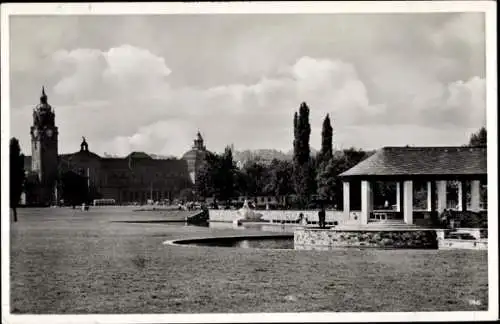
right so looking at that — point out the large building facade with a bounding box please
[23,89,209,205]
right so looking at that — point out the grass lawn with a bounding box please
[9,207,488,313]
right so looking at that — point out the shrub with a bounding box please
[452,210,487,228]
[438,210,487,229]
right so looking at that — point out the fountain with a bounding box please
[233,200,263,225]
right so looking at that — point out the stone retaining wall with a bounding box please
[454,228,488,239]
[294,228,438,250]
[435,228,487,240]
[438,239,488,250]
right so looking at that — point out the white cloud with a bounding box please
[443,77,486,125]
[52,48,105,101]
[24,46,388,156]
[10,15,486,158]
[96,119,194,157]
[431,13,485,50]
[53,45,172,102]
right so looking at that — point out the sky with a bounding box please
[9,13,487,158]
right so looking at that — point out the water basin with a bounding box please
[166,235,294,250]
[208,221,301,233]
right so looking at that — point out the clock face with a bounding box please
[46,129,53,138]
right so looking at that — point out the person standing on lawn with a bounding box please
[318,207,326,228]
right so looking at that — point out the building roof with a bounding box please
[62,151,102,161]
[182,148,208,161]
[126,151,152,159]
[339,146,487,178]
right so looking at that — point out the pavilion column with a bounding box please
[436,180,447,213]
[361,180,373,225]
[343,181,350,217]
[457,181,464,211]
[428,180,437,212]
[426,181,433,211]
[470,180,481,212]
[461,180,467,211]
[395,182,401,212]
[403,180,413,224]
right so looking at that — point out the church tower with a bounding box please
[193,131,206,151]
[182,131,208,184]
[30,87,59,204]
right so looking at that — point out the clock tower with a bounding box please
[30,87,59,204]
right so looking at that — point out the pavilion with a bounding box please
[339,146,487,225]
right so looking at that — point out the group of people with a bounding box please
[297,207,327,228]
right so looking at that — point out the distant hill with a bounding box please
[232,147,320,166]
[284,147,319,157]
[150,153,178,160]
[233,149,292,163]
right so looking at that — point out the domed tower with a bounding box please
[182,131,208,184]
[30,87,59,204]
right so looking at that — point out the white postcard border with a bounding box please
[1,2,497,323]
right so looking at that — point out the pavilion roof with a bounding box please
[339,146,487,178]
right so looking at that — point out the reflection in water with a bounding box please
[189,237,294,250]
[180,222,300,249]
[208,222,242,230]
[208,222,299,233]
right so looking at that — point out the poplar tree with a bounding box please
[293,111,299,165]
[316,114,334,203]
[319,114,333,163]
[296,102,311,165]
[293,102,312,207]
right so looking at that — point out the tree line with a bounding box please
[9,113,488,220]
[195,102,370,209]
[193,103,488,209]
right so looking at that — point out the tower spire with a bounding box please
[80,136,89,152]
[193,131,205,150]
[40,86,48,104]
